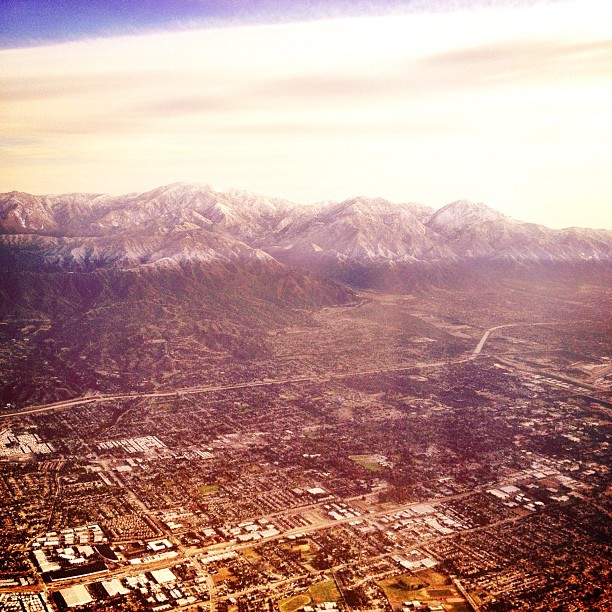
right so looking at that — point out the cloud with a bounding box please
[256,37,612,109]
[214,118,458,137]
[0,1,611,228]
[0,72,172,102]
[421,38,612,84]
[140,94,243,116]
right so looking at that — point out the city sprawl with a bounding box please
[1,286,610,612]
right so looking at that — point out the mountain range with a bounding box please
[1,183,610,407]
[2,182,610,279]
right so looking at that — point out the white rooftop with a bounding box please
[60,584,92,608]
[102,578,130,597]
[150,568,176,584]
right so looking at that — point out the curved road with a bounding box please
[471,321,567,357]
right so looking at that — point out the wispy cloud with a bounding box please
[1,1,611,228]
[422,38,612,84]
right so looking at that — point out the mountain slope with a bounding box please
[0,184,357,407]
[261,197,439,262]
[0,182,295,240]
[427,200,612,262]
[2,184,611,292]
[2,185,610,270]
[1,183,610,407]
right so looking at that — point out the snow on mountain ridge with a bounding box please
[1,185,610,275]
[427,199,515,233]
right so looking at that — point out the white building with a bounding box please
[59,585,92,608]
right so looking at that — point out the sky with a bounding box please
[1,0,611,229]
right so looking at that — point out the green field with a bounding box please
[379,573,425,605]
[349,454,383,472]
[197,483,219,496]
[309,579,340,603]
[278,579,340,612]
[278,594,310,612]
[428,588,454,597]
[379,570,461,609]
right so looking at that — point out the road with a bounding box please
[452,576,480,611]
[0,363,461,419]
[471,320,573,357]
[45,471,62,531]
[2,318,593,420]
